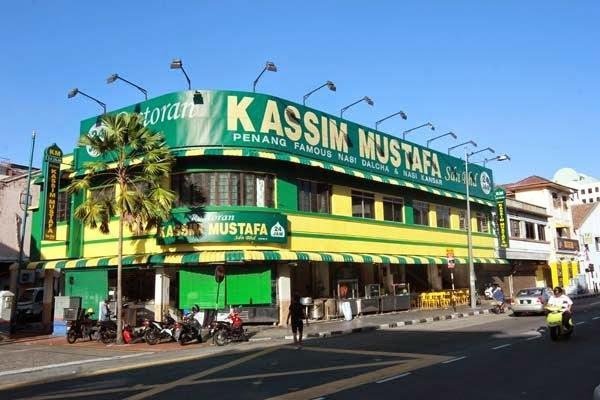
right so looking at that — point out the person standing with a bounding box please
[286,294,308,348]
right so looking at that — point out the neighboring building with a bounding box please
[504,176,580,292]
[27,90,503,329]
[0,160,40,290]
[572,203,600,293]
[495,198,551,298]
[554,167,600,205]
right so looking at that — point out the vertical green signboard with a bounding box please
[494,187,509,248]
[42,144,63,241]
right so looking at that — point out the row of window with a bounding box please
[509,219,547,241]
[582,197,600,204]
[581,187,600,194]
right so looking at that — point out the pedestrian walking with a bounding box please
[286,294,308,348]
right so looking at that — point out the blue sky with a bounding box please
[1,1,598,185]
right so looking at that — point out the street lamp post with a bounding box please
[464,146,495,308]
[107,73,148,100]
[402,122,435,140]
[448,140,477,155]
[303,81,336,105]
[67,88,106,114]
[340,96,374,118]
[375,111,408,131]
[253,61,277,93]
[483,154,511,167]
[170,59,191,90]
[426,131,457,148]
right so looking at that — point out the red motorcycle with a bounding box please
[211,308,248,346]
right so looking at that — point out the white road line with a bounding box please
[311,397,327,400]
[442,356,467,364]
[576,321,587,325]
[492,344,511,350]
[592,316,600,320]
[0,353,151,377]
[525,336,541,341]
[376,372,411,384]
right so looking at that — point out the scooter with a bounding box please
[144,314,177,345]
[212,308,248,346]
[66,309,97,344]
[546,305,574,341]
[175,310,203,346]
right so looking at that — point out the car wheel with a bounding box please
[513,311,522,317]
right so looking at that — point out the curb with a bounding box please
[249,309,491,342]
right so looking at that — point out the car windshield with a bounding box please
[19,290,35,302]
[517,288,543,297]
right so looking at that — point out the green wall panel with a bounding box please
[225,265,272,305]
[276,176,298,211]
[64,270,108,317]
[179,268,225,309]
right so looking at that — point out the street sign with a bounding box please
[214,265,225,283]
[446,249,455,269]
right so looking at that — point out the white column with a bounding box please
[277,264,291,326]
[154,267,170,322]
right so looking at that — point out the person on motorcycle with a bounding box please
[491,283,506,312]
[547,286,573,329]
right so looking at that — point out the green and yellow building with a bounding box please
[27,90,505,327]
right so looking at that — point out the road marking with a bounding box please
[525,336,541,341]
[492,344,511,350]
[311,398,327,400]
[593,316,600,320]
[576,321,586,325]
[376,372,411,384]
[442,356,467,364]
[0,353,150,377]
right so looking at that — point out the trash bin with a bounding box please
[310,300,324,320]
[341,301,353,321]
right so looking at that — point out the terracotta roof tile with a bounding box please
[572,203,599,230]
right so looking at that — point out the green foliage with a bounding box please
[67,112,175,235]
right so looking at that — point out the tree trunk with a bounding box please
[116,210,124,344]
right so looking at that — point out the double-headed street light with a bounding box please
[464,145,495,309]
[107,73,148,100]
[402,122,435,140]
[303,81,336,105]
[375,110,408,131]
[426,131,457,148]
[67,88,106,114]
[253,61,277,93]
[340,96,374,118]
[170,58,191,90]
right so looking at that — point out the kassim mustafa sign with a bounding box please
[76,90,494,199]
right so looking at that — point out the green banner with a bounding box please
[494,187,509,248]
[76,90,494,200]
[157,210,288,245]
[42,144,63,241]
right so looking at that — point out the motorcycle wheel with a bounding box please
[100,329,115,344]
[549,326,559,341]
[179,333,188,346]
[67,329,78,344]
[215,329,228,346]
[145,328,160,345]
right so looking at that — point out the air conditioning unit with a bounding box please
[19,270,35,284]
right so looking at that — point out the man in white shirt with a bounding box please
[547,286,573,329]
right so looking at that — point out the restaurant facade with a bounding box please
[27,90,505,328]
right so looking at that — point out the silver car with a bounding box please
[511,287,553,316]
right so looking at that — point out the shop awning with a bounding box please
[171,147,495,207]
[27,251,508,270]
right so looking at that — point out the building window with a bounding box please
[581,189,586,194]
[525,221,535,240]
[298,180,331,213]
[90,186,115,202]
[476,212,489,233]
[583,199,587,203]
[596,237,600,252]
[510,219,520,238]
[589,188,593,194]
[552,192,560,208]
[435,205,450,228]
[57,191,71,222]
[591,199,595,203]
[413,201,430,226]
[172,172,273,208]
[351,191,375,219]
[537,224,546,241]
[556,227,570,238]
[383,197,404,223]
[458,210,467,230]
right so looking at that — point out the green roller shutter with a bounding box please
[64,270,108,317]
[179,267,225,309]
[225,265,272,306]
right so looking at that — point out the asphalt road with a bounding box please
[4,297,600,400]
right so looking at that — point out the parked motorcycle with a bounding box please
[546,305,574,341]
[175,306,203,346]
[97,319,118,344]
[212,308,248,346]
[66,308,97,344]
[144,314,177,345]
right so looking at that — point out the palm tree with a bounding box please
[68,112,175,344]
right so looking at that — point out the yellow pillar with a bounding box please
[550,261,559,288]
[571,261,579,277]
[561,260,570,288]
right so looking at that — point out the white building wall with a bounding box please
[576,206,600,291]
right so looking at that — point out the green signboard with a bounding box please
[42,144,63,241]
[494,187,509,248]
[157,210,288,245]
[76,90,494,200]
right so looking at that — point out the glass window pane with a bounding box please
[256,176,265,207]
